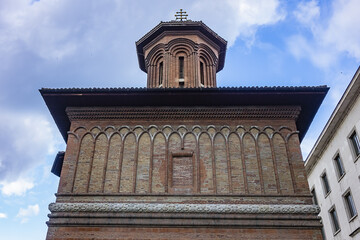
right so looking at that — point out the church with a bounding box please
[42,11,328,239]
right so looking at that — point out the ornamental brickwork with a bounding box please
[58,115,307,196]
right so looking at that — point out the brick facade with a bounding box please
[45,107,323,239]
[58,119,306,196]
[42,19,327,239]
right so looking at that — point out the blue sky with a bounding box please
[0,0,359,239]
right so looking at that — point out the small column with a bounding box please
[164,52,170,88]
[146,65,151,88]
[194,51,199,88]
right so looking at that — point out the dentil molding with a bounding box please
[66,106,301,120]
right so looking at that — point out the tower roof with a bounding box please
[136,20,227,73]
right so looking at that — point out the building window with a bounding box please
[349,131,360,158]
[200,61,205,86]
[311,188,318,205]
[329,206,340,234]
[333,154,345,179]
[321,172,331,196]
[343,190,357,220]
[158,62,163,86]
[179,57,184,79]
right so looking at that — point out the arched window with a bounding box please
[179,57,184,79]
[200,61,205,86]
[178,56,185,87]
[158,62,163,86]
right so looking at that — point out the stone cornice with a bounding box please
[49,202,319,214]
[66,106,301,121]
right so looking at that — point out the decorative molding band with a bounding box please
[49,203,319,214]
[66,106,301,121]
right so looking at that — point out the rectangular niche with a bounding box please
[169,151,195,194]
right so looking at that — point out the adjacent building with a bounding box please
[305,67,360,239]
[42,16,328,239]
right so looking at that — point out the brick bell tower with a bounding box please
[42,10,328,239]
[136,13,226,89]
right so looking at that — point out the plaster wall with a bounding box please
[307,95,360,239]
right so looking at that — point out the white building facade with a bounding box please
[305,67,360,239]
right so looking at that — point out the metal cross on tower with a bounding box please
[175,9,188,21]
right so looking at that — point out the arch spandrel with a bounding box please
[73,126,87,138]
[90,126,101,136]
[279,127,293,139]
[148,126,158,137]
[119,127,130,137]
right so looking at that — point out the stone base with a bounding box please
[46,203,323,239]
[47,227,323,240]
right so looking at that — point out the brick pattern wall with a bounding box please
[137,133,151,193]
[104,133,121,193]
[243,133,261,194]
[229,133,245,193]
[58,123,308,196]
[120,133,136,193]
[152,134,166,193]
[258,133,277,194]
[199,133,214,193]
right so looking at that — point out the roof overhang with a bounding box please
[136,21,227,73]
[40,86,328,143]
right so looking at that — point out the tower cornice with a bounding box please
[136,21,227,74]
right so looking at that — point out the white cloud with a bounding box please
[0,0,152,87]
[288,0,360,68]
[0,0,75,60]
[0,0,129,61]
[293,0,320,26]
[0,0,288,91]
[0,178,34,196]
[16,204,39,223]
[322,0,360,60]
[287,34,336,68]
[0,213,7,219]
[191,0,285,47]
[0,110,60,183]
[0,0,286,60]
